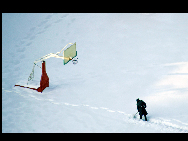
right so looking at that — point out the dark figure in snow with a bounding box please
[136,98,148,121]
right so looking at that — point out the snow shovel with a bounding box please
[133,112,138,118]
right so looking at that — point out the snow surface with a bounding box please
[2,13,188,133]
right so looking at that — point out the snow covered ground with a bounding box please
[2,13,188,133]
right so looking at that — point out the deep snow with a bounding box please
[2,13,188,133]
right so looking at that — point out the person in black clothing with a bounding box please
[136,98,148,121]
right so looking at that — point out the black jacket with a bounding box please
[137,100,147,115]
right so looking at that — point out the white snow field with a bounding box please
[2,13,188,133]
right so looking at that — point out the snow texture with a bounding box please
[2,13,188,133]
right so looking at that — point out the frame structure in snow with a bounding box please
[15,61,49,93]
[15,42,77,93]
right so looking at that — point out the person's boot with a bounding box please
[140,115,142,119]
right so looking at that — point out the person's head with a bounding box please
[136,98,140,102]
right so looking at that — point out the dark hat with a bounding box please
[136,98,140,102]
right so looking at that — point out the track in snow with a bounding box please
[3,87,188,133]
